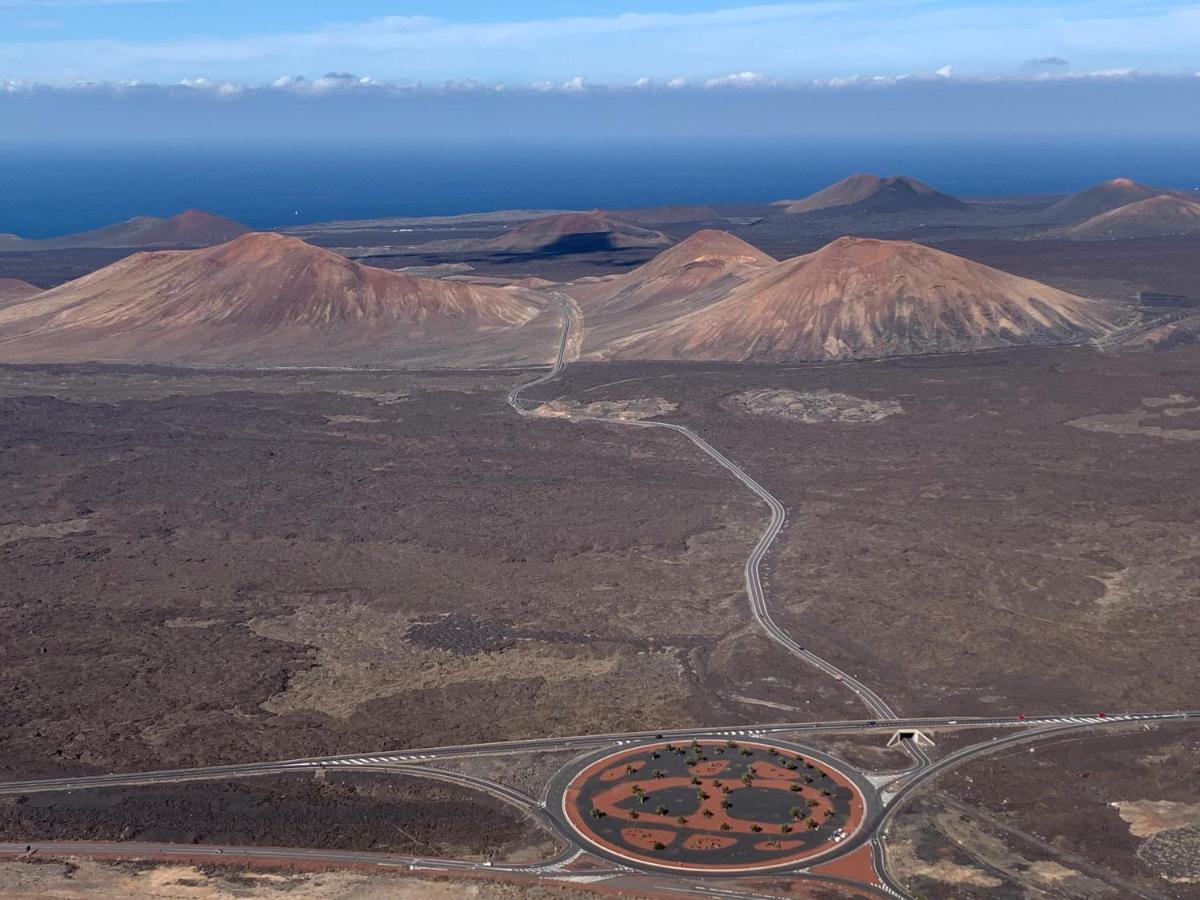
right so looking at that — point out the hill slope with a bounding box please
[0,210,250,251]
[570,230,776,351]
[0,233,546,365]
[780,174,967,216]
[0,278,42,307]
[591,237,1116,362]
[1051,195,1200,240]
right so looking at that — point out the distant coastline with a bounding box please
[3,136,1197,239]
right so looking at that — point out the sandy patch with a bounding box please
[532,397,677,421]
[1068,394,1200,441]
[251,603,623,718]
[1143,394,1196,408]
[0,858,600,899]
[323,415,383,424]
[334,390,409,405]
[1113,799,1200,837]
[0,517,93,546]
[729,389,903,424]
[163,617,223,629]
[887,841,1003,888]
[1027,860,1085,883]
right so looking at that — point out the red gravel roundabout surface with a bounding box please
[562,739,867,872]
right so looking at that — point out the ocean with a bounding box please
[2,138,1198,239]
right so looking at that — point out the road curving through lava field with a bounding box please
[509,291,910,732]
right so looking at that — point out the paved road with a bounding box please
[0,840,580,878]
[506,289,573,414]
[513,291,900,721]
[613,417,899,720]
[0,711,1189,797]
[869,717,1200,898]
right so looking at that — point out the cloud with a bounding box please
[1,68,1191,101]
[703,71,766,89]
[1024,56,1071,68]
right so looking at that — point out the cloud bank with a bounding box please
[3,71,1199,142]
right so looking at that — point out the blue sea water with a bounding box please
[2,138,1198,239]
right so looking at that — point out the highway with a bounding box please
[0,711,1189,797]
[3,713,1190,895]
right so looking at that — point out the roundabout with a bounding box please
[554,738,876,873]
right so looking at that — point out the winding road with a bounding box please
[511,292,899,721]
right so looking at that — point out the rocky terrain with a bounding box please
[0,772,555,860]
[890,722,1200,898]
[540,344,1200,718]
[728,389,904,424]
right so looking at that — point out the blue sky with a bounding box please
[2,0,1199,85]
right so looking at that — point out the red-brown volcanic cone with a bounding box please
[0,233,544,364]
[1052,195,1200,240]
[133,209,251,247]
[594,236,1117,362]
[571,230,776,353]
[781,174,966,215]
[574,230,775,310]
[1038,178,1189,224]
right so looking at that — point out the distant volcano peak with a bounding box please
[779,174,967,216]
